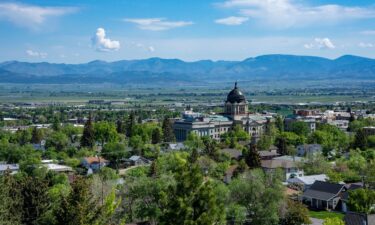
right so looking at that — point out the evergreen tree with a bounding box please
[245,143,261,169]
[125,112,136,138]
[31,127,43,144]
[80,116,95,148]
[0,172,22,225]
[353,128,368,150]
[162,117,175,142]
[276,115,284,132]
[159,161,225,225]
[151,128,162,144]
[276,136,288,155]
[116,120,125,134]
[189,148,199,164]
[52,117,61,131]
[148,160,158,178]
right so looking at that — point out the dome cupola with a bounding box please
[226,82,246,103]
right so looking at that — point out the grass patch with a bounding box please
[309,210,344,220]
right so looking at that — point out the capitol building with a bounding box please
[173,82,273,142]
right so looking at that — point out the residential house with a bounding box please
[258,149,280,160]
[344,212,375,225]
[302,181,346,210]
[167,143,186,151]
[296,144,322,157]
[287,174,328,191]
[129,155,150,166]
[261,159,304,181]
[81,156,109,171]
[220,148,242,160]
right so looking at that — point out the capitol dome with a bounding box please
[226,82,246,103]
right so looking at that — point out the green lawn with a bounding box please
[309,210,345,220]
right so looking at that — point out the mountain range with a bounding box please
[1,54,374,85]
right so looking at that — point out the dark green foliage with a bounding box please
[290,121,310,137]
[116,120,125,134]
[202,136,219,160]
[280,200,311,225]
[125,112,136,138]
[31,127,43,144]
[244,144,261,169]
[162,117,175,142]
[353,129,368,150]
[276,115,284,132]
[151,127,162,144]
[102,142,128,168]
[0,172,22,225]
[54,177,99,225]
[80,116,95,148]
[347,188,375,214]
[45,131,69,151]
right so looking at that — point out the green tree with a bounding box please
[353,128,368,150]
[290,121,310,137]
[45,131,69,151]
[151,127,162,144]
[229,169,284,225]
[31,127,43,144]
[276,115,284,132]
[159,161,225,225]
[244,144,261,169]
[280,200,311,225]
[0,172,22,225]
[162,117,175,142]
[347,188,375,214]
[116,120,125,134]
[276,132,302,155]
[125,112,136,138]
[80,116,95,149]
[202,136,219,160]
[102,142,128,169]
[62,124,80,143]
[94,121,118,146]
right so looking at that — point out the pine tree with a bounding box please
[162,117,175,142]
[276,115,284,132]
[151,128,162,144]
[125,112,136,138]
[276,136,288,155]
[353,128,368,150]
[148,160,158,178]
[80,116,95,148]
[116,120,125,134]
[31,126,43,144]
[245,143,261,169]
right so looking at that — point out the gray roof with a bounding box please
[303,181,345,201]
[0,164,19,171]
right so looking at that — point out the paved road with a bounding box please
[310,218,324,225]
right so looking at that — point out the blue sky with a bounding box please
[0,0,375,63]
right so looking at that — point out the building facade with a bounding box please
[173,82,270,142]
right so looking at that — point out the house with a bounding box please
[344,212,375,225]
[220,148,242,160]
[287,174,328,190]
[302,181,346,210]
[296,144,322,157]
[81,156,109,171]
[129,155,150,166]
[261,159,304,181]
[43,163,73,173]
[167,143,186,151]
[0,163,19,174]
[258,149,280,160]
[273,155,303,162]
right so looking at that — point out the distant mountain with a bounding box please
[0,54,374,84]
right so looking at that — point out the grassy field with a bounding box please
[309,210,345,220]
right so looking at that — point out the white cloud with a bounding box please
[218,0,375,28]
[215,16,248,25]
[0,2,77,29]
[133,43,155,52]
[26,50,48,58]
[361,30,375,35]
[91,28,120,52]
[123,18,193,31]
[304,38,335,49]
[359,42,375,48]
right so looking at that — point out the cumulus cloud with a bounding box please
[0,2,77,29]
[123,18,193,31]
[215,16,248,25]
[359,42,375,48]
[26,50,48,58]
[304,38,335,49]
[91,28,120,52]
[218,0,375,29]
